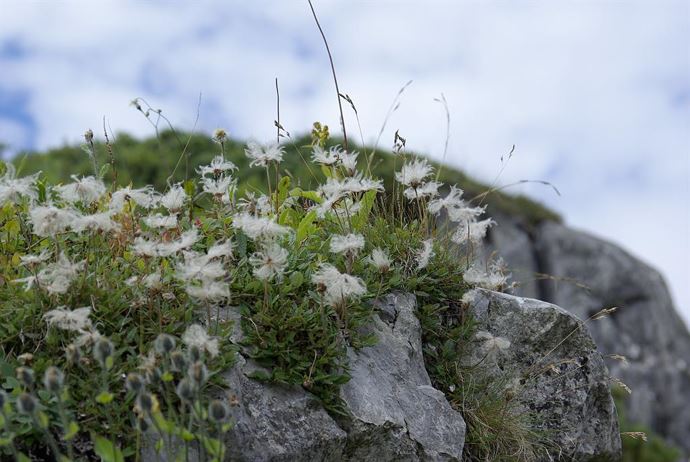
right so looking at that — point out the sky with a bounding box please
[0,1,688,323]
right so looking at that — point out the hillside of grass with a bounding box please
[9,129,561,226]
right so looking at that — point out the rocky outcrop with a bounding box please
[487,216,690,454]
[146,290,621,461]
[214,294,465,461]
[464,289,621,461]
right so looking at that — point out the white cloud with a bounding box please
[0,0,688,321]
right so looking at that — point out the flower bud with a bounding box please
[84,129,94,143]
[188,361,207,387]
[92,338,114,368]
[170,351,187,372]
[43,366,64,394]
[16,367,34,388]
[136,392,154,414]
[17,393,37,415]
[188,345,202,363]
[125,373,145,395]
[65,344,81,365]
[175,378,195,402]
[154,334,176,355]
[208,399,229,423]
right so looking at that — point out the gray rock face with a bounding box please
[341,293,466,461]
[488,218,690,453]
[465,289,622,461]
[213,294,464,461]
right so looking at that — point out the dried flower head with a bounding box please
[329,233,365,256]
[43,306,92,332]
[182,324,219,358]
[312,263,366,308]
[55,175,106,205]
[368,248,392,272]
[249,243,289,281]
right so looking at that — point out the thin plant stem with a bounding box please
[308,0,348,151]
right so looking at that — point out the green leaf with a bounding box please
[95,391,114,404]
[289,187,322,204]
[296,210,317,243]
[351,189,377,231]
[93,434,125,462]
[37,411,49,429]
[289,271,304,289]
[64,421,80,440]
[202,436,222,457]
[183,179,196,197]
[16,453,31,462]
[161,371,174,382]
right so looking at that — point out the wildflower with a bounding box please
[207,240,234,259]
[144,213,178,229]
[0,164,39,204]
[182,324,219,358]
[19,249,51,266]
[339,151,359,175]
[368,248,392,272]
[160,184,187,211]
[132,229,199,257]
[249,243,289,281]
[417,240,435,270]
[315,174,383,218]
[55,175,106,205]
[231,212,291,241]
[43,306,92,332]
[197,154,237,177]
[427,185,485,222]
[403,181,440,200]
[312,263,366,308]
[463,261,509,290]
[329,233,365,256]
[244,141,284,167]
[15,252,86,294]
[201,175,235,203]
[395,158,433,189]
[43,367,65,393]
[175,251,226,282]
[311,145,340,165]
[72,211,120,233]
[109,185,160,212]
[185,279,230,302]
[29,205,79,237]
[451,218,495,245]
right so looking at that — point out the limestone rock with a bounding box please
[464,289,622,461]
[340,292,466,461]
[533,222,690,453]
